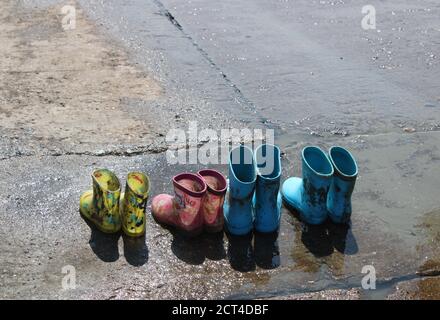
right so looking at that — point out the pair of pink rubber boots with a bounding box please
[151,170,227,237]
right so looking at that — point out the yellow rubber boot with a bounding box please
[121,172,150,237]
[79,169,122,233]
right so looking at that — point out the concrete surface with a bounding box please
[0,0,439,299]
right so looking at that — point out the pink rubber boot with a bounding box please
[197,169,227,233]
[151,173,207,237]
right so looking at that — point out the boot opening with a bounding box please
[127,172,150,196]
[330,147,358,177]
[198,169,227,193]
[173,173,207,196]
[303,147,333,175]
[255,144,281,179]
[93,169,120,192]
[230,145,256,183]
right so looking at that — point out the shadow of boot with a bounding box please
[254,230,281,270]
[226,231,255,272]
[328,222,358,255]
[122,234,149,266]
[87,221,121,262]
[202,231,227,261]
[171,230,205,265]
[301,221,334,258]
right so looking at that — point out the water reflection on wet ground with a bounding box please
[1,151,438,299]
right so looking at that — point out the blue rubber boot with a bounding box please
[253,144,282,233]
[327,146,358,224]
[281,146,334,224]
[223,145,256,235]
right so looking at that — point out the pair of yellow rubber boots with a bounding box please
[79,169,150,237]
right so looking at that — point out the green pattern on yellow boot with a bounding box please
[79,169,122,233]
[121,172,150,237]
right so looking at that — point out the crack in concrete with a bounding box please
[59,148,168,157]
[152,0,257,114]
[0,145,169,161]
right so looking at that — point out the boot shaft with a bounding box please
[198,169,227,232]
[254,144,282,233]
[173,173,207,228]
[255,143,281,195]
[228,145,256,200]
[301,146,334,209]
[122,172,150,237]
[224,145,256,235]
[91,169,121,228]
[327,146,358,223]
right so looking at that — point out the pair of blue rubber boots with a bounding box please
[281,146,358,225]
[224,144,282,235]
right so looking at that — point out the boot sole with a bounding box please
[282,196,328,225]
[223,221,253,236]
[79,208,121,234]
[122,225,146,237]
[281,196,303,221]
[152,212,203,238]
[204,223,224,234]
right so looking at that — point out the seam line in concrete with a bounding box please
[151,0,257,113]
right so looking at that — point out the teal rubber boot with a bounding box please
[281,146,334,224]
[327,146,358,224]
[253,144,282,233]
[223,145,256,235]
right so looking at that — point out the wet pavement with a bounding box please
[1,0,439,299]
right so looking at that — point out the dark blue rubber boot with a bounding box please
[327,146,358,224]
[281,146,334,225]
[223,145,256,235]
[253,144,282,233]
